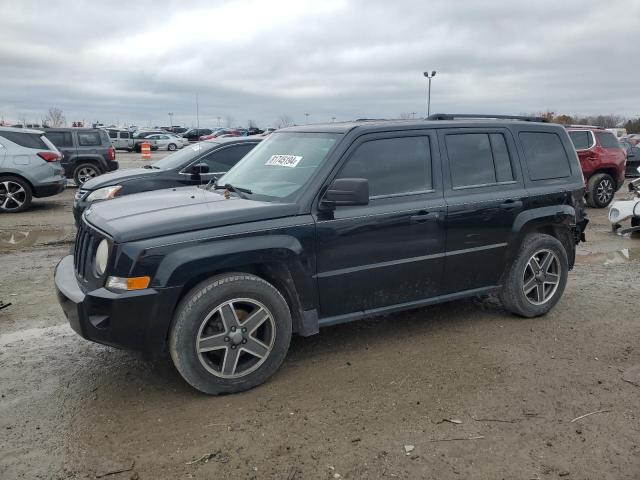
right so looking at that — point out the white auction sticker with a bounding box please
[265,154,303,168]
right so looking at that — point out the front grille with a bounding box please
[73,221,98,280]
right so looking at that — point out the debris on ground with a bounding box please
[622,365,640,387]
[94,460,135,478]
[185,450,222,465]
[404,445,415,455]
[570,409,611,423]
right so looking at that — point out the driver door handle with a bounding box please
[410,211,440,223]
[499,200,523,210]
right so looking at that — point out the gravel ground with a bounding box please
[0,164,639,479]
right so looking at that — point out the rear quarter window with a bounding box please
[595,131,621,149]
[0,131,48,149]
[77,131,102,146]
[568,131,592,150]
[519,132,572,181]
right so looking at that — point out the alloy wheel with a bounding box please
[76,166,99,184]
[0,180,27,211]
[196,298,276,379]
[597,178,614,205]
[522,249,561,305]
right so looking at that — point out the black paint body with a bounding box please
[55,119,588,358]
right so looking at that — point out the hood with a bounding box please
[82,167,160,190]
[84,187,298,243]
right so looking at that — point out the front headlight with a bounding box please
[95,239,109,276]
[86,185,122,203]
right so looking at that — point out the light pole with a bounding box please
[304,113,310,124]
[423,71,436,117]
[168,112,174,128]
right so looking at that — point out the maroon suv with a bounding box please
[567,126,626,208]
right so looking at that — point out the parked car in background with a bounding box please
[145,134,185,151]
[0,126,67,212]
[168,126,188,134]
[133,130,167,139]
[72,137,261,223]
[566,126,626,208]
[607,128,627,139]
[56,115,588,394]
[622,141,640,177]
[44,128,118,186]
[182,128,214,142]
[625,133,640,146]
[199,129,243,141]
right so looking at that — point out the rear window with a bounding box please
[568,131,592,150]
[519,132,571,181]
[0,131,48,149]
[595,131,621,149]
[77,131,102,146]
[46,131,73,148]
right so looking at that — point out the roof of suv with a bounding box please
[0,126,44,135]
[281,118,552,134]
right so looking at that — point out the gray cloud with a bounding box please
[1,0,638,128]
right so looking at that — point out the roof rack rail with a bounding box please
[563,124,606,129]
[427,113,548,123]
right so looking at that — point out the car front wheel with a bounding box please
[170,273,292,395]
[499,233,568,318]
[167,143,177,151]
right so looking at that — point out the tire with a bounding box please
[73,163,101,186]
[499,234,568,318]
[167,143,177,151]
[170,273,292,395]
[0,176,32,213]
[586,173,615,208]
[632,217,640,228]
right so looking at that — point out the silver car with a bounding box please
[145,134,186,151]
[0,127,67,213]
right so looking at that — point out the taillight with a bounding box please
[107,146,116,161]
[38,151,61,162]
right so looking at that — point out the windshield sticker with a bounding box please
[265,154,302,168]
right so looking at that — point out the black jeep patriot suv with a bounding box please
[55,115,587,394]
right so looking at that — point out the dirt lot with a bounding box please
[1,158,639,479]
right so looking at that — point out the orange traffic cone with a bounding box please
[141,142,151,160]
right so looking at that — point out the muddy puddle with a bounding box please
[576,246,640,265]
[0,227,75,252]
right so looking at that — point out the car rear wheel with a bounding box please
[499,233,568,318]
[167,143,177,151]
[73,163,101,186]
[0,176,32,213]
[170,273,292,395]
[586,173,615,208]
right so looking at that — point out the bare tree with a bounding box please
[274,114,294,129]
[45,107,66,127]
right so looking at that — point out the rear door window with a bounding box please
[445,133,514,188]
[519,132,571,180]
[568,131,592,150]
[0,131,48,149]
[78,131,101,146]
[595,131,621,149]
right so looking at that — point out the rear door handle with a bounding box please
[410,212,440,223]
[499,200,523,210]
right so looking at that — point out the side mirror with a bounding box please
[191,163,209,175]
[321,178,369,208]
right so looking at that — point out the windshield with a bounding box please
[218,132,341,201]
[152,142,217,170]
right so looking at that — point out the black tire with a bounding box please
[0,176,32,213]
[499,234,568,318]
[167,143,177,151]
[73,163,101,186]
[632,217,640,228]
[169,273,292,395]
[586,173,615,208]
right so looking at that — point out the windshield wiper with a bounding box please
[142,164,160,169]
[213,182,252,199]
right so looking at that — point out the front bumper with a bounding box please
[54,255,180,358]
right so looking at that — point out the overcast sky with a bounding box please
[1,0,638,128]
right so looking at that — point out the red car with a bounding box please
[567,126,626,208]
[199,129,241,141]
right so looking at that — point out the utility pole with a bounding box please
[331,116,336,122]
[411,112,416,119]
[304,113,310,124]
[423,71,437,117]
[168,112,174,128]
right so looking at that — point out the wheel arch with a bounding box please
[0,172,35,192]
